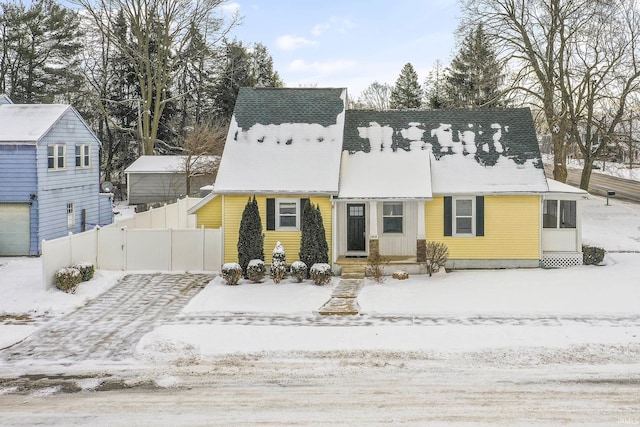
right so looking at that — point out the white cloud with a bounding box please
[311,16,355,36]
[288,59,356,74]
[276,35,317,51]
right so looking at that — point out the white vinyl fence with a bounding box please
[113,196,200,229]
[42,197,222,289]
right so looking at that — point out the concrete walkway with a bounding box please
[318,267,366,315]
[2,273,212,363]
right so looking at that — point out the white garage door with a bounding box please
[0,203,30,256]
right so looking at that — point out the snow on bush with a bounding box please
[392,270,409,280]
[247,259,266,283]
[221,262,242,286]
[290,261,308,283]
[271,242,287,284]
[582,244,605,265]
[55,267,82,293]
[310,263,332,286]
[423,241,449,276]
[73,262,95,282]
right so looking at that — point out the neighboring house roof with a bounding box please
[213,87,346,194]
[342,108,548,197]
[125,155,218,174]
[0,104,72,143]
[0,94,13,105]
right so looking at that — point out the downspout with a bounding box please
[331,196,337,265]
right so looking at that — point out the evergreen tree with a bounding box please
[237,196,264,276]
[251,43,283,88]
[299,203,328,272]
[423,60,447,109]
[390,63,422,109]
[445,24,504,108]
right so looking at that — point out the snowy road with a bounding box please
[1,351,639,426]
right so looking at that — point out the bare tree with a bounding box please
[560,1,640,189]
[357,81,392,110]
[180,120,227,194]
[463,0,617,182]
[74,0,238,155]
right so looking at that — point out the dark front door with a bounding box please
[347,203,366,252]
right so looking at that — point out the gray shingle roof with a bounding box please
[233,87,346,128]
[344,108,542,167]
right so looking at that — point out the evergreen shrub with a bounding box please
[73,262,95,282]
[310,263,332,286]
[582,245,605,265]
[222,262,242,285]
[290,261,308,283]
[237,196,264,277]
[247,259,266,283]
[270,242,287,284]
[55,267,82,293]
[299,202,328,274]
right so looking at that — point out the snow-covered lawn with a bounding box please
[1,194,639,360]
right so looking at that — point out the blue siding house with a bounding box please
[0,100,113,255]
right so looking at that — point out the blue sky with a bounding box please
[224,0,460,98]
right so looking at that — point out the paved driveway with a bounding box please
[2,273,212,363]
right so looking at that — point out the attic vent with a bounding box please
[541,253,583,268]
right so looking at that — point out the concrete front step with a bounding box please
[341,267,366,280]
[317,297,360,315]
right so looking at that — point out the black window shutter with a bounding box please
[444,196,452,236]
[300,198,310,231]
[476,196,484,236]
[266,198,275,230]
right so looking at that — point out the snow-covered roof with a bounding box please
[0,94,13,105]
[342,108,548,196]
[214,87,346,194]
[546,179,589,195]
[125,155,218,174]
[0,104,71,143]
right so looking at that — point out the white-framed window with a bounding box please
[382,202,403,233]
[543,199,576,229]
[75,144,90,168]
[67,203,75,228]
[276,199,299,230]
[47,144,66,170]
[453,197,474,235]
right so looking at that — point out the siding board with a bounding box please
[425,195,540,259]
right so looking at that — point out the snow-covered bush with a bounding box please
[290,261,308,283]
[247,259,266,283]
[271,242,287,284]
[55,267,82,293]
[366,250,389,283]
[392,270,409,280]
[582,245,605,265]
[310,263,332,286]
[221,262,242,285]
[73,262,95,282]
[423,241,449,276]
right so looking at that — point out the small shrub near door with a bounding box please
[423,241,449,276]
[310,263,332,285]
[290,261,308,283]
[222,263,242,285]
[366,250,389,283]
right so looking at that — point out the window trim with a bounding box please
[75,144,91,168]
[48,144,66,170]
[543,199,577,229]
[67,203,75,228]
[453,196,475,236]
[382,201,404,234]
[275,198,300,231]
